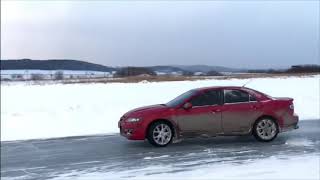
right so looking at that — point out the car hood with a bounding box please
[124,104,169,117]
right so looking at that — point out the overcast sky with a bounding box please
[1,1,319,68]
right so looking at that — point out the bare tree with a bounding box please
[11,74,23,80]
[31,74,44,81]
[54,71,64,80]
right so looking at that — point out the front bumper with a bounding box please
[118,121,145,140]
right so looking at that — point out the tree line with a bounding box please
[247,65,320,74]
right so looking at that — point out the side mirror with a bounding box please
[183,102,193,110]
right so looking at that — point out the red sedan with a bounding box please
[119,86,299,147]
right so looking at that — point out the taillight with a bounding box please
[289,104,294,110]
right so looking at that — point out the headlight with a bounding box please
[126,118,141,122]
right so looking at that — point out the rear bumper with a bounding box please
[281,122,299,132]
[280,114,299,132]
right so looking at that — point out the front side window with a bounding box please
[224,90,249,103]
[190,90,220,106]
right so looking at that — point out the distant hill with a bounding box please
[0,59,244,74]
[0,59,116,72]
[174,65,244,73]
[148,65,243,74]
[149,66,187,73]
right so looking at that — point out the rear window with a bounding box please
[224,90,249,103]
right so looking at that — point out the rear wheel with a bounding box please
[147,121,173,147]
[253,118,279,142]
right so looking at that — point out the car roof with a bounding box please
[194,86,248,91]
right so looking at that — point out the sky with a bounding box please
[1,1,319,69]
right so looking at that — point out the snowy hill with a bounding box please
[1,59,115,72]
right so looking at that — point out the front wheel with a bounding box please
[253,118,279,142]
[147,121,173,147]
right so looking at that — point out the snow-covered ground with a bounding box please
[51,153,320,180]
[1,75,319,141]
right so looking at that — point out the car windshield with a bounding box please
[166,90,197,107]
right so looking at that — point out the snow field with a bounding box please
[1,75,319,141]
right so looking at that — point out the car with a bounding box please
[118,86,299,147]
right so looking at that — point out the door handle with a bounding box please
[211,109,221,114]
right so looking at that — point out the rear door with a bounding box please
[221,89,262,134]
[174,89,223,136]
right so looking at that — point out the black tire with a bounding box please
[147,121,173,147]
[253,118,279,142]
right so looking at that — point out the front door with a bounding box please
[174,89,223,137]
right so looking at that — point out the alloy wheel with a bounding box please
[256,119,277,140]
[152,123,172,145]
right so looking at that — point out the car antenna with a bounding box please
[242,79,253,87]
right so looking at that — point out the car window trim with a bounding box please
[224,98,258,105]
[224,101,254,105]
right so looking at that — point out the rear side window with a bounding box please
[250,95,257,101]
[190,90,220,106]
[224,90,249,103]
